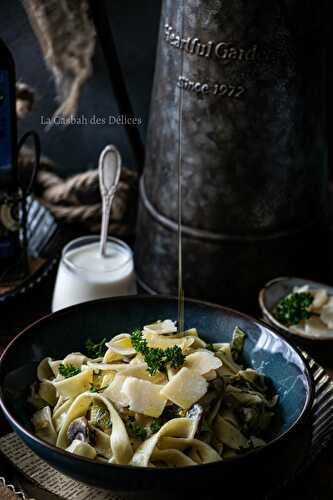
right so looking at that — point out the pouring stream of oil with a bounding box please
[177,1,185,334]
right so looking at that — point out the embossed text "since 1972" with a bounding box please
[177,76,245,99]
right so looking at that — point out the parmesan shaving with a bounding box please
[121,377,167,417]
[160,367,208,410]
[184,350,222,375]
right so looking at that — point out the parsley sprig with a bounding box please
[131,329,147,352]
[130,329,184,375]
[58,364,81,378]
[206,342,215,352]
[85,338,107,358]
[89,383,108,393]
[275,292,314,326]
[150,419,162,434]
[126,418,147,441]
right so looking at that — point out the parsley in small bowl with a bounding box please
[259,277,333,341]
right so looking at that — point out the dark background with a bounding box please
[0,0,329,179]
[1,0,162,176]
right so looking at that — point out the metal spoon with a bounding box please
[98,145,122,257]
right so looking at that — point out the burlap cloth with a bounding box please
[15,1,139,237]
[22,0,95,121]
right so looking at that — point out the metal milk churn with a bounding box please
[135,0,327,308]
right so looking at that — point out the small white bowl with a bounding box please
[259,277,333,341]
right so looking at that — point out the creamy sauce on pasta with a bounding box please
[30,320,278,467]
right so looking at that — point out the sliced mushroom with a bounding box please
[67,416,92,444]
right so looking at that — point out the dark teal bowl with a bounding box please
[0,296,314,499]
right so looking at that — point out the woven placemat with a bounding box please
[0,433,124,500]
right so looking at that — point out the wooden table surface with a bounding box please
[0,271,332,500]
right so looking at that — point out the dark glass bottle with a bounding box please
[0,38,20,271]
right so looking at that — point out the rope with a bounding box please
[22,0,95,121]
[16,81,139,236]
[17,155,138,234]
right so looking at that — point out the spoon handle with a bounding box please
[98,145,122,257]
[100,194,113,257]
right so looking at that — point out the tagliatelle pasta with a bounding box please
[130,417,199,466]
[30,320,278,467]
[52,369,94,398]
[56,393,133,464]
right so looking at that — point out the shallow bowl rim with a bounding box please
[0,294,315,474]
